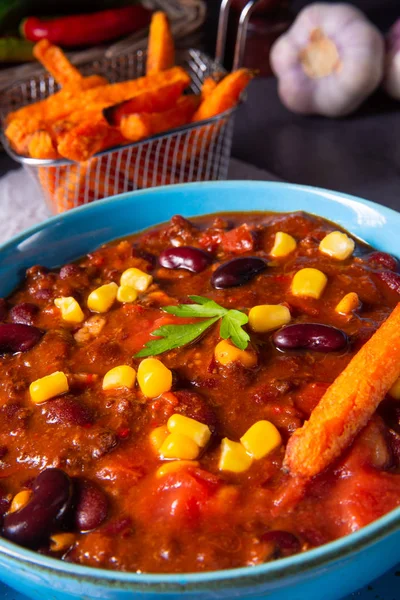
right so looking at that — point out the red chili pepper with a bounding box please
[20,5,152,48]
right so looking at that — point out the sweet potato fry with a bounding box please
[284,303,400,479]
[146,12,175,75]
[5,117,48,155]
[28,130,58,159]
[120,95,200,142]
[201,77,218,100]
[33,39,83,87]
[56,118,126,162]
[192,69,252,122]
[103,80,188,126]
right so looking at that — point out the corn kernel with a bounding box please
[167,413,211,447]
[291,268,328,299]
[117,285,138,304]
[54,297,84,323]
[102,365,136,391]
[319,231,355,260]
[87,282,118,313]
[149,425,169,451]
[29,371,69,404]
[156,460,199,477]
[389,377,400,400]
[137,358,172,398]
[270,232,297,258]
[214,340,257,368]
[240,420,282,459]
[120,268,153,292]
[248,304,291,333]
[50,533,76,552]
[218,438,253,473]
[335,292,361,315]
[159,433,200,460]
[10,490,32,513]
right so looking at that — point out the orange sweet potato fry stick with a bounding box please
[201,77,218,100]
[192,69,252,122]
[120,95,200,142]
[146,12,175,75]
[56,118,126,162]
[28,130,58,159]
[284,303,400,479]
[5,117,49,155]
[103,79,189,126]
[33,39,83,87]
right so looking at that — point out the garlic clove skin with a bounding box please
[383,19,400,100]
[271,3,385,118]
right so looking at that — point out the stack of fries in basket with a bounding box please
[4,12,252,213]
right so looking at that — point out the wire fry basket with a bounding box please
[0,0,260,214]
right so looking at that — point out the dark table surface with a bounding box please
[1,0,399,212]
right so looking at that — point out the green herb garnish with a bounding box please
[135,296,250,358]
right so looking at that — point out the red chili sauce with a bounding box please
[0,211,400,573]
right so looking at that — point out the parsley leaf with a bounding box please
[220,310,250,350]
[134,295,250,358]
[135,316,220,358]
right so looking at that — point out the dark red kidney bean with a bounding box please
[3,468,73,549]
[376,271,400,295]
[0,299,7,322]
[0,323,43,354]
[59,264,82,279]
[159,246,212,273]
[261,530,301,557]
[367,251,399,272]
[73,479,108,532]
[273,323,348,353]
[9,303,39,325]
[45,397,94,427]
[211,257,267,289]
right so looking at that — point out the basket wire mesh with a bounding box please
[1,48,235,214]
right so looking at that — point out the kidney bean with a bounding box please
[0,299,7,322]
[3,468,73,548]
[261,530,301,558]
[45,397,94,427]
[159,246,212,273]
[273,323,348,353]
[376,271,400,295]
[0,323,43,354]
[9,303,39,325]
[211,257,267,289]
[132,247,156,269]
[73,479,108,532]
[367,251,399,272]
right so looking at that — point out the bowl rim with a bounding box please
[0,180,399,590]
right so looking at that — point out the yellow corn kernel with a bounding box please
[270,232,297,258]
[102,365,136,391]
[389,377,400,400]
[335,292,361,315]
[167,413,211,448]
[240,420,282,460]
[117,285,138,304]
[214,339,257,368]
[29,371,69,404]
[149,425,169,451]
[156,460,199,477]
[120,268,153,292]
[159,433,200,460]
[291,268,328,299]
[10,490,32,513]
[87,282,118,313]
[50,533,76,552]
[218,438,253,473]
[137,357,172,398]
[54,296,84,324]
[248,304,291,333]
[319,231,355,260]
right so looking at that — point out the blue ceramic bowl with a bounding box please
[0,181,399,600]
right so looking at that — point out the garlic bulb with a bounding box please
[270,3,384,117]
[383,19,400,100]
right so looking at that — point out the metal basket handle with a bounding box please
[215,0,262,70]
